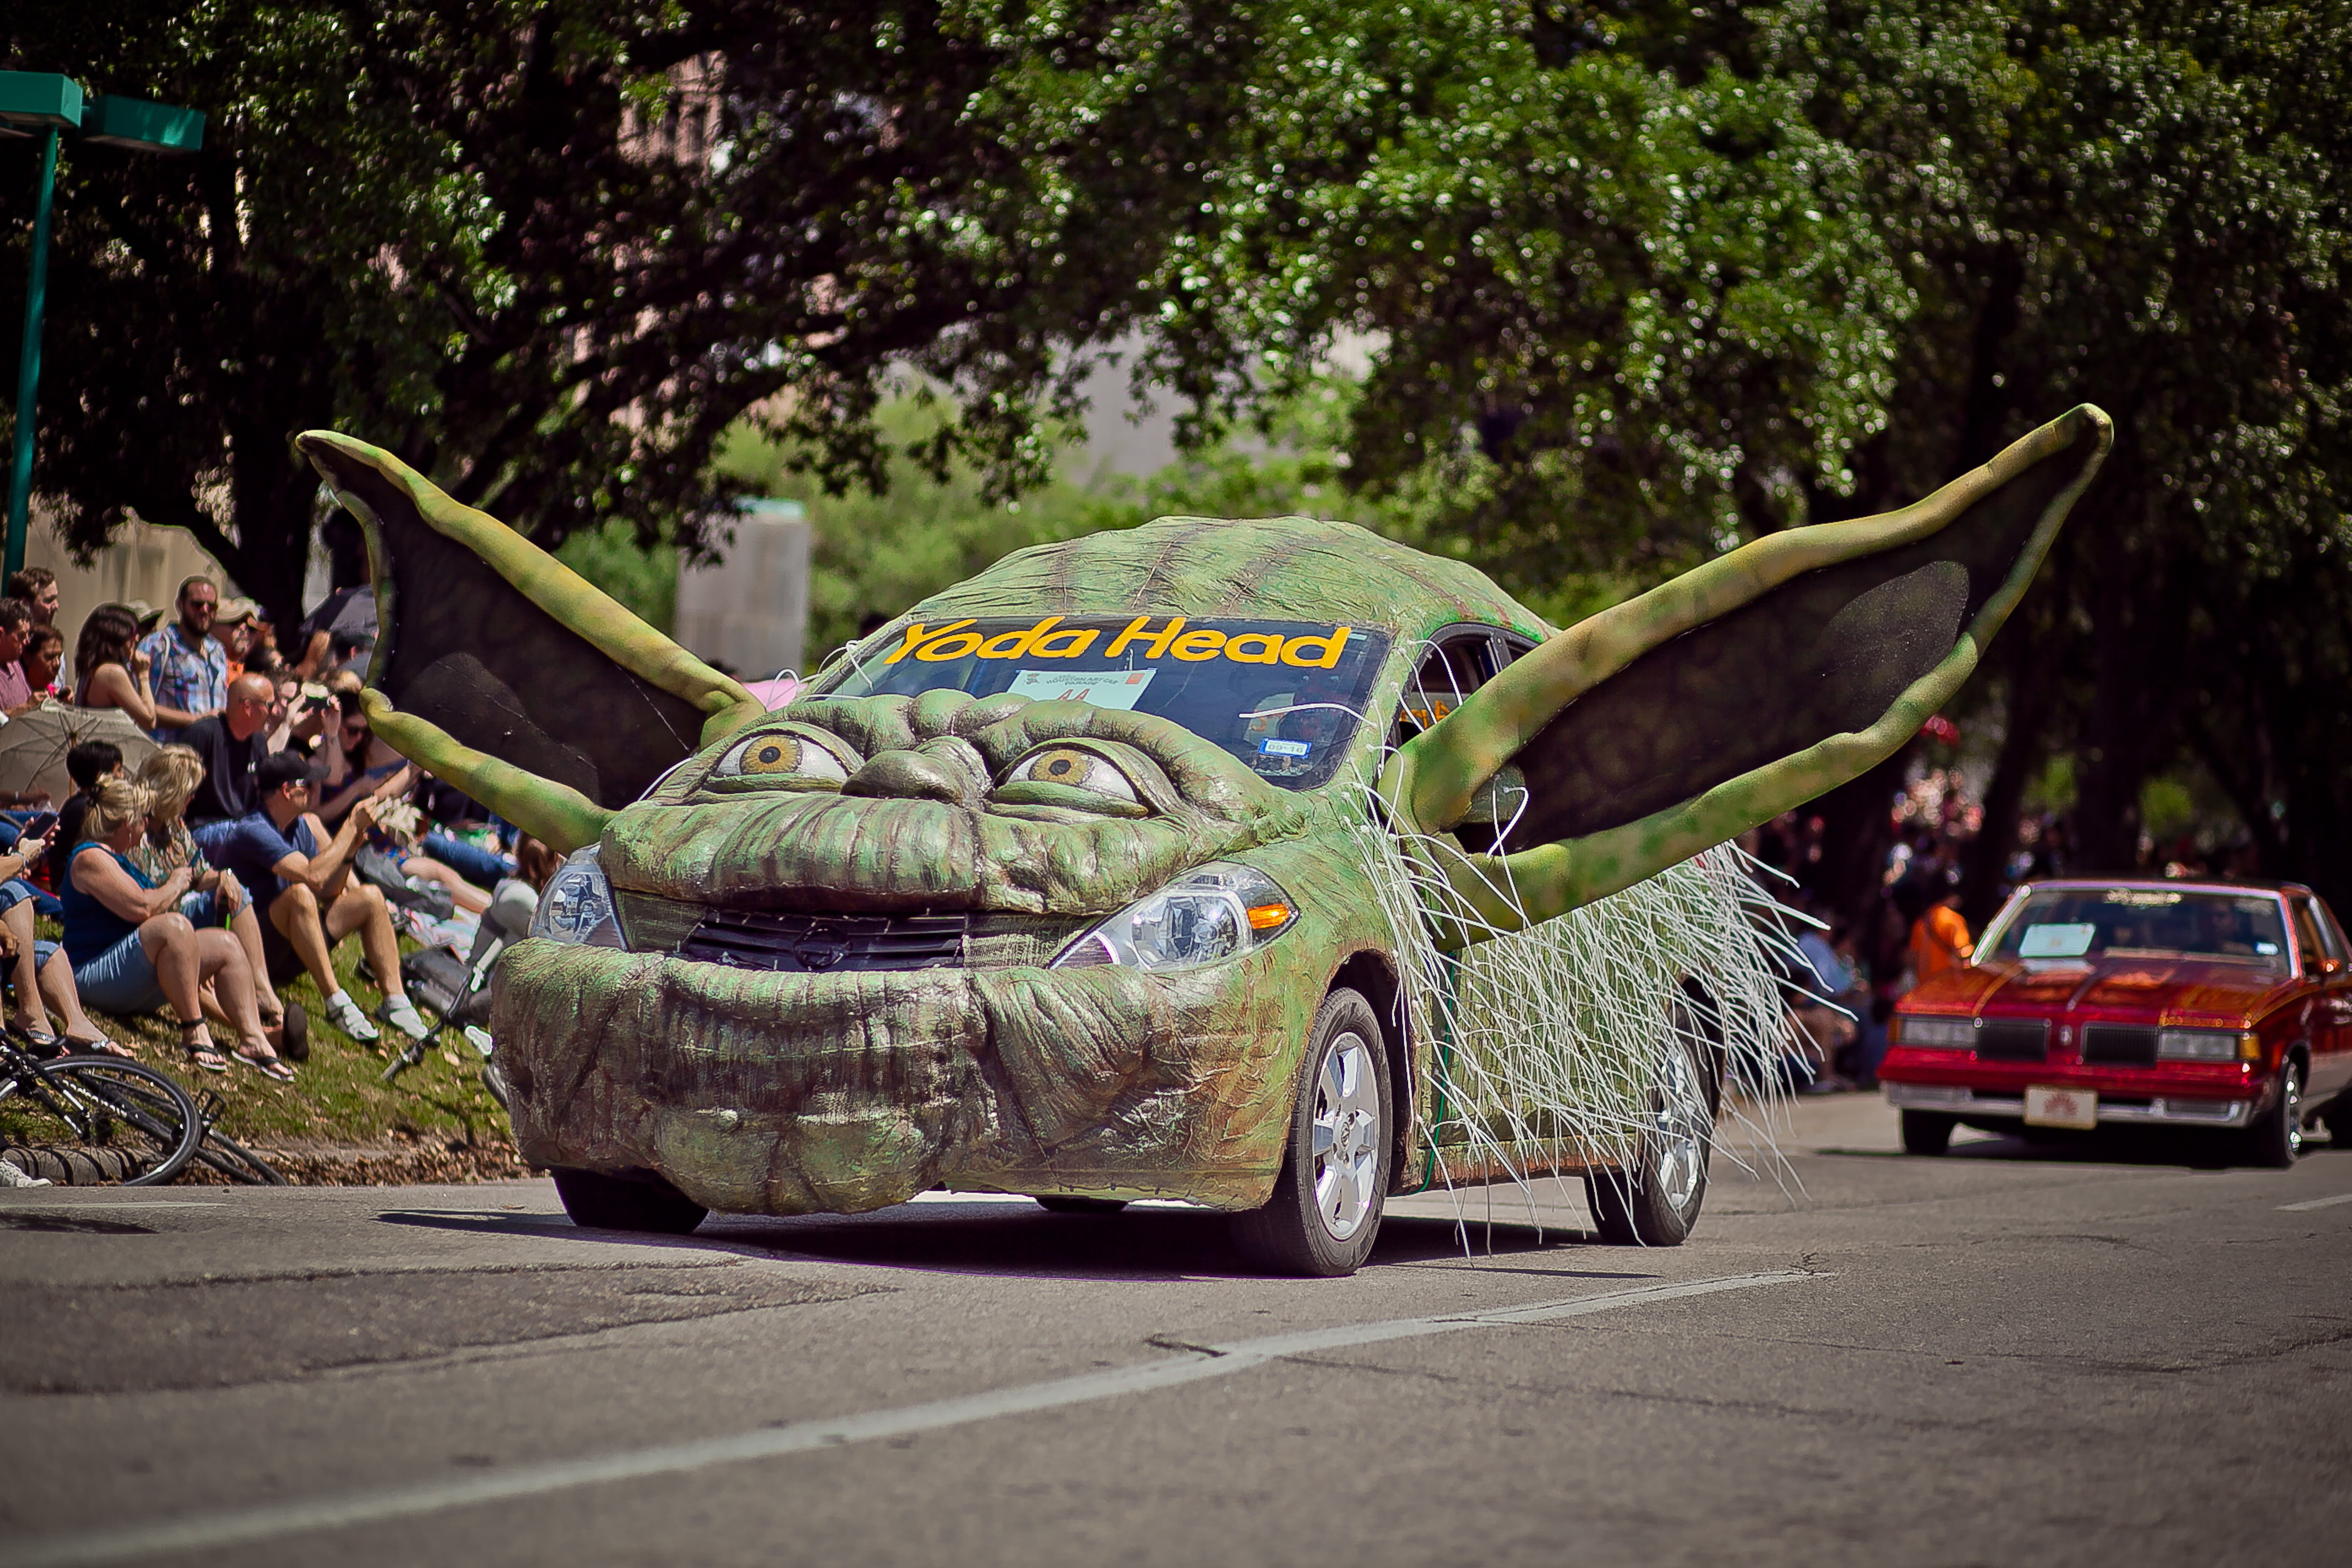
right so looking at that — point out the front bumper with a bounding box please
[491,936,1311,1217]
[1883,1081,2254,1129]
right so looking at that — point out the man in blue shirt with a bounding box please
[209,752,430,1045]
[137,575,229,742]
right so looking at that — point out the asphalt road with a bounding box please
[4,1096,2349,1568]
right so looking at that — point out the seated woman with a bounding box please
[135,745,304,1059]
[18,622,63,702]
[70,603,157,732]
[0,821,122,1056]
[64,778,291,1081]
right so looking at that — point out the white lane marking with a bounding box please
[0,1200,224,1210]
[2276,1192,2352,1212]
[2,1270,1821,1567]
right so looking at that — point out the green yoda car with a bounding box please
[297,404,2108,1275]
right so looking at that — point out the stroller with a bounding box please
[381,877,539,1105]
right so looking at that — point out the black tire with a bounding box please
[1901,1110,1957,1156]
[553,1167,709,1234]
[1035,1196,1129,1214]
[2323,1093,2352,1148]
[193,1129,291,1186]
[2243,1060,2306,1169]
[1587,1036,1716,1246]
[1230,988,1391,1277]
[8,1057,205,1185]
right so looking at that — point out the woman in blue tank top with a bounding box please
[67,777,293,1080]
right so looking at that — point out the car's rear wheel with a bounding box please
[1230,988,1390,1277]
[553,1168,709,1234]
[1035,1196,1129,1214]
[2242,1060,2306,1169]
[1587,1037,1715,1246]
[1901,1109,1957,1156]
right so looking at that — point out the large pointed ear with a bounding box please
[1386,403,2111,933]
[295,432,766,852]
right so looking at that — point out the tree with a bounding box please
[0,0,1238,620]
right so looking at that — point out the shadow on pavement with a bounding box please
[377,1201,1641,1282]
[1816,1127,2351,1171]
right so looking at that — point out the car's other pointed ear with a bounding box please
[297,432,767,810]
[1387,403,2110,926]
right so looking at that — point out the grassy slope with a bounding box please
[51,917,511,1150]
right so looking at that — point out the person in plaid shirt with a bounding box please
[137,575,229,743]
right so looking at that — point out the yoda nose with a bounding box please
[842,746,978,804]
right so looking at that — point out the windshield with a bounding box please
[1983,887,2290,968]
[823,615,1393,789]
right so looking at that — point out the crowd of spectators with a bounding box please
[0,567,534,1089]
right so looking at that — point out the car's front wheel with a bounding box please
[2243,1060,2306,1169]
[1587,1037,1715,1246]
[553,1168,709,1234]
[1230,988,1391,1277]
[1901,1110,1957,1155]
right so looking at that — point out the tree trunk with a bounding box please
[1961,653,2050,929]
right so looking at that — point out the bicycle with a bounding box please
[0,1034,204,1186]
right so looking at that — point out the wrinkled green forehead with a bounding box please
[895,516,1548,645]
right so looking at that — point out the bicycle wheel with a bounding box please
[192,1128,289,1186]
[3,1057,204,1186]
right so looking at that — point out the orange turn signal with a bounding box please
[2239,1031,2262,1063]
[1246,903,1292,931]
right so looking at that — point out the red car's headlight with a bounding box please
[2157,1029,2258,1063]
[1894,1015,1973,1049]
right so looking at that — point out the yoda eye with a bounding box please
[714,731,851,785]
[1006,746,1138,804]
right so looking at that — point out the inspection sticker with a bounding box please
[1006,668,1157,710]
[1259,738,1312,758]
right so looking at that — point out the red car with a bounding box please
[1883,879,2352,1164]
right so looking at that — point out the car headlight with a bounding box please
[1052,861,1295,974]
[2158,1028,2258,1063]
[1895,1015,1975,1048]
[529,848,624,948]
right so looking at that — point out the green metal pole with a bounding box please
[6,126,61,583]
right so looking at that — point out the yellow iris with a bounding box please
[1030,748,1096,786]
[741,735,802,775]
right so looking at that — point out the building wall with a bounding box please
[673,500,810,680]
[24,503,240,656]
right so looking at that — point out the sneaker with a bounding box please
[381,997,432,1042]
[324,993,380,1044]
[0,1158,52,1188]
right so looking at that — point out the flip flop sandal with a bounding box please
[234,1047,297,1084]
[178,1021,230,1073]
[64,1036,137,1059]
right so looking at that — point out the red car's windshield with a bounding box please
[1983,887,2289,968]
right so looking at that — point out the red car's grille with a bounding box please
[1973,1019,2050,1061]
[2081,1024,2159,1066]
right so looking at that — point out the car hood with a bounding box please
[1909,957,2298,1023]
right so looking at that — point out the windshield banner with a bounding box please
[885,615,1353,670]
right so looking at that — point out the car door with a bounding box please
[2298,895,2352,1096]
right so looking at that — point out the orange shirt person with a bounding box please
[1909,891,1975,984]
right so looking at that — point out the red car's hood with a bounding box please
[1911,957,2297,1024]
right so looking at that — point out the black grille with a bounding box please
[1974,1019,2050,1061]
[677,910,970,974]
[2081,1024,2158,1067]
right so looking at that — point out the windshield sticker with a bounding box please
[2102,888,2182,907]
[2018,922,2097,958]
[887,615,1351,670]
[1259,738,1312,758]
[2256,941,2280,955]
[1005,668,1157,710]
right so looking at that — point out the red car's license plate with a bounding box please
[2024,1086,2098,1130]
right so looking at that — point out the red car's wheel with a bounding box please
[1901,1109,1956,1156]
[2242,1060,2306,1169]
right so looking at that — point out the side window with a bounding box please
[1393,628,1537,852]
[2318,901,2352,962]
[2289,898,2329,975]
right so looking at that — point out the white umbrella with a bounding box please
[0,704,158,805]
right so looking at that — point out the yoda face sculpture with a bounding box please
[297,406,2107,1259]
